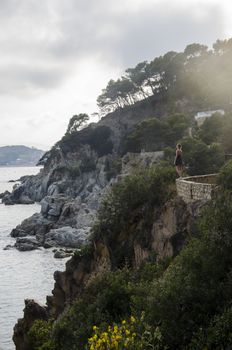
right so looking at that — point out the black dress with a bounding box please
[175,150,183,166]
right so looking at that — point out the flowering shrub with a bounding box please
[87,315,167,350]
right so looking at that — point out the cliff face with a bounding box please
[13,195,205,349]
[2,94,177,206]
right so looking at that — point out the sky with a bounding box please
[0,0,232,150]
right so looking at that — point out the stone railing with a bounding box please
[176,174,218,203]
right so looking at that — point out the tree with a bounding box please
[197,113,224,145]
[184,43,208,58]
[66,114,89,134]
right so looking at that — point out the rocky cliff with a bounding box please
[13,193,206,349]
[7,150,163,253]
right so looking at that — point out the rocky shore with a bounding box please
[3,146,163,255]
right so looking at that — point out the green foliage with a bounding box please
[28,320,55,350]
[52,269,138,349]
[122,114,190,153]
[197,113,224,145]
[31,189,232,350]
[142,191,232,348]
[180,137,224,175]
[59,125,113,156]
[92,166,175,262]
[35,261,169,350]
[87,315,167,350]
[66,114,89,134]
[189,307,232,349]
[73,243,93,260]
[219,112,232,153]
[97,37,232,115]
[217,160,232,190]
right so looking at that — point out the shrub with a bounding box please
[27,320,55,350]
[59,125,113,156]
[180,137,224,175]
[87,315,167,350]
[52,269,139,349]
[92,166,175,266]
[217,159,232,190]
[122,114,190,154]
[188,307,232,349]
[145,191,232,348]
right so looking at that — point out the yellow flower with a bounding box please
[130,316,136,323]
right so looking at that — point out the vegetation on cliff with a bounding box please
[27,162,232,349]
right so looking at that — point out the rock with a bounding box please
[151,197,202,259]
[15,237,41,251]
[44,226,89,248]
[3,244,14,250]
[2,185,35,205]
[13,299,48,350]
[11,213,43,238]
[19,195,34,205]
[54,249,73,259]
[0,190,10,199]
[40,195,70,219]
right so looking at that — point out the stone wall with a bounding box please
[176,174,218,203]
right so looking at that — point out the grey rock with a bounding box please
[54,249,73,259]
[15,236,41,251]
[44,226,88,248]
[3,244,14,250]
[48,207,61,217]
[0,190,10,199]
[19,195,35,205]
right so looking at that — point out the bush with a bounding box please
[52,269,141,350]
[27,320,55,350]
[197,113,224,145]
[59,125,113,156]
[145,191,232,348]
[188,307,232,349]
[180,137,224,175]
[87,315,167,350]
[92,166,176,266]
[37,260,170,350]
[217,160,232,190]
[121,114,190,154]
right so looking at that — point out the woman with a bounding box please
[174,144,183,177]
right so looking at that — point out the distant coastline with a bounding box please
[0,145,44,167]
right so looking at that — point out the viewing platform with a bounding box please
[176,174,218,203]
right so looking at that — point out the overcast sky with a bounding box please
[0,0,231,150]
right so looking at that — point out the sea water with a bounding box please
[0,167,67,350]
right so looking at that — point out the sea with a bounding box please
[0,167,67,350]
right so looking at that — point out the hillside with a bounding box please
[9,38,232,350]
[0,145,44,166]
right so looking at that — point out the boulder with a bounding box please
[54,249,73,259]
[15,237,41,251]
[0,190,10,199]
[44,226,89,248]
[13,299,48,350]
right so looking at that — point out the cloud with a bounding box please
[0,0,230,148]
[0,0,226,97]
